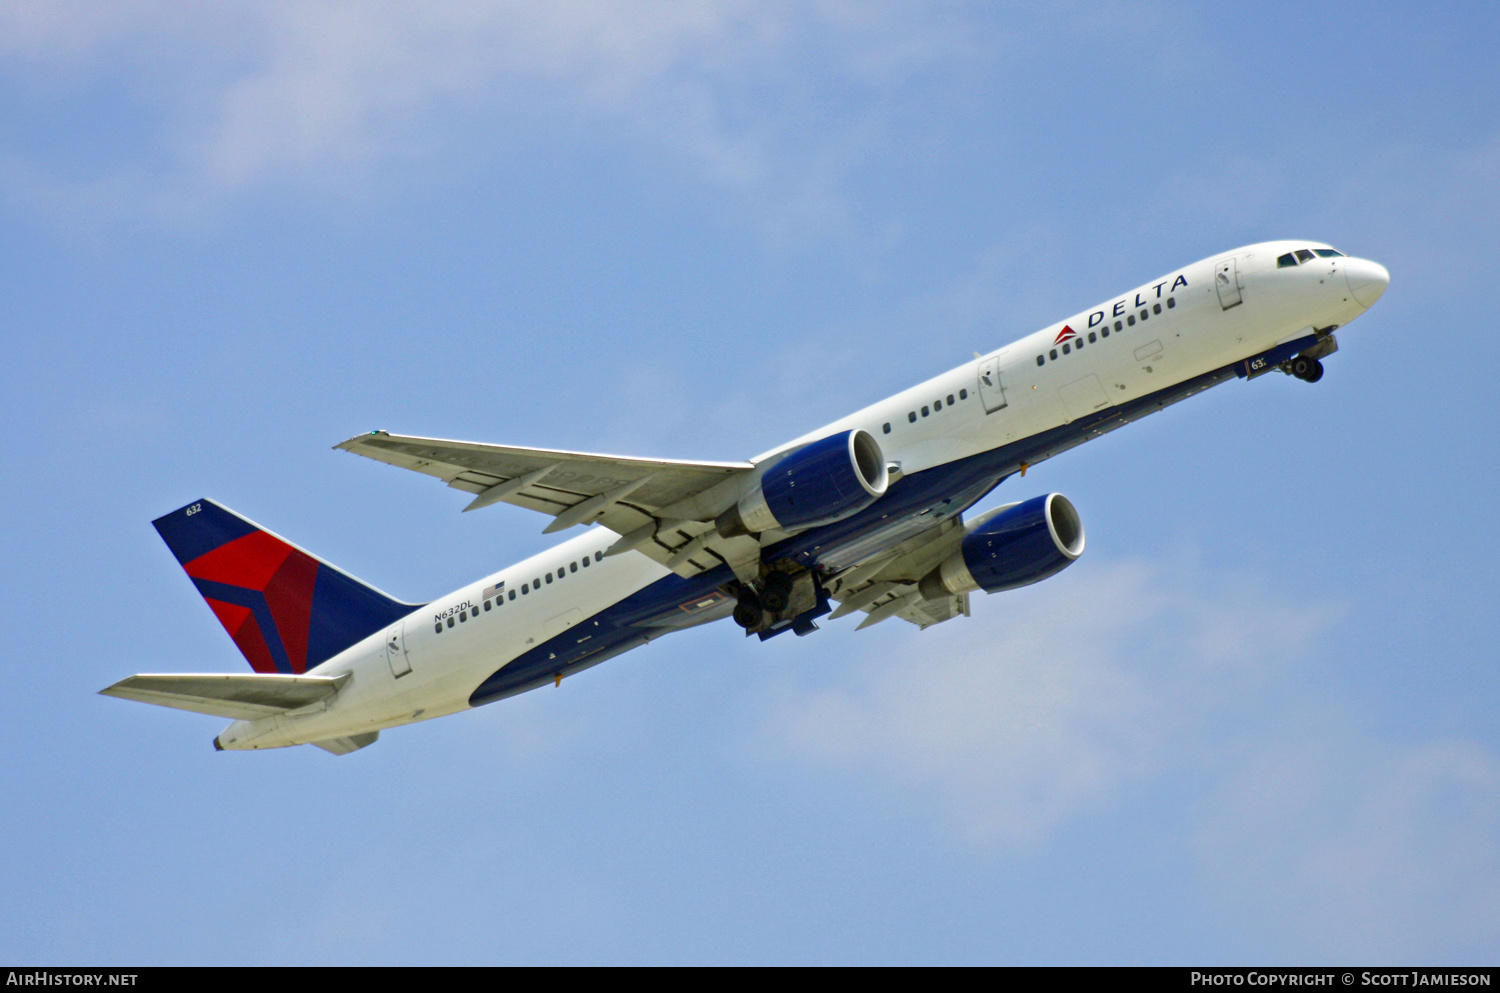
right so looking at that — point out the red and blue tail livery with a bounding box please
[153,500,420,674]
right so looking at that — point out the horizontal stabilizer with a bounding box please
[99,672,350,720]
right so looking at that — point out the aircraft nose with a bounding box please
[1344,257,1390,309]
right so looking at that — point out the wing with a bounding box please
[823,517,972,631]
[335,431,764,579]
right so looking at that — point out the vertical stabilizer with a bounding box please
[153,500,420,674]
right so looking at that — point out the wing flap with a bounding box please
[895,592,971,630]
[99,672,348,720]
[825,517,974,631]
[335,432,754,541]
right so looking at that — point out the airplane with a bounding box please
[101,240,1389,755]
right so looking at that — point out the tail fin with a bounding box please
[153,499,421,674]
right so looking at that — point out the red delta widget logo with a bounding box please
[1053,325,1079,345]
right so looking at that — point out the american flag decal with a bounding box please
[482,582,506,600]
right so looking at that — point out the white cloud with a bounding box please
[0,0,985,237]
[196,1,746,188]
[1197,729,1500,959]
[761,554,1500,955]
[764,557,1329,844]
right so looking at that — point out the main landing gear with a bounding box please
[732,592,765,630]
[731,568,824,638]
[1289,355,1324,383]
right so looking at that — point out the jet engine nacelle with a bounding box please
[919,493,1084,597]
[718,429,889,536]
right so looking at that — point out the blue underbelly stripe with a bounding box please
[467,362,1239,707]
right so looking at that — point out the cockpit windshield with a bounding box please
[1278,246,1347,267]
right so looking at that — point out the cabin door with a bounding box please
[385,623,411,678]
[1215,257,1243,309]
[977,357,1008,413]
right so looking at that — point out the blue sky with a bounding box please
[3,1,1498,965]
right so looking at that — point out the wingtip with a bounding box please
[333,430,387,452]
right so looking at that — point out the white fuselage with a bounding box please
[217,240,1384,750]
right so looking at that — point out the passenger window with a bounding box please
[459,612,466,623]
[933,400,942,411]
[908,411,917,423]
[521,583,529,594]
[446,617,454,628]
[434,623,442,634]
[1049,349,1058,360]
[1101,327,1110,338]
[581,557,589,568]
[947,394,955,405]
[883,422,891,434]
[595,552,602,562]
[921,406,929,417]
[1114,320,1123,332]
[571,562,578,573]
[546,574,553,584]
[1153,303,1161,315]
[1277,253,1298,268]
[484,601,491,611]
[508,590,516,600]
[1088,332,1096,343]
[1036,355,1045,366]
[1062,343,1071,354]
[1140,309,1148,321]
[1167,297,1175,308]
[534,577,541,587]
[1313,248,1344,257]
[959,389,968,399]
[1127,315,1135,326]
[1295,249,1316,263]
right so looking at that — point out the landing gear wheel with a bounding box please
[733,594,764,631]
[760,572,794,613]
[1290,356,1325,383]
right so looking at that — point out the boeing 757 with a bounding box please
[102,241,1389,754]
